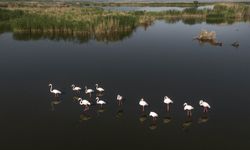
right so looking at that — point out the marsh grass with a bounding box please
[0,2,249,42]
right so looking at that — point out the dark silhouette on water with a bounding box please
[182,117,193,132]
[96,107,106,116]
[149,122,158,130]
[50,98,62,111]
[232,41,240,48]
[163,114,172,124]
[198,114,209,124]
[116,109,124,119]
[139,113,148,124]
[79,113,92,122]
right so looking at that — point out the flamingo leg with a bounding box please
[153,117,157,123]
[142,106,144,112]
[84,105,89,111]
[167,104,170,112]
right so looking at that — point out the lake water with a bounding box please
[1,20,250,150]
[103,5,214,12]
[80,0,248,2]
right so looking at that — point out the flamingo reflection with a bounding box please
[79,113,91,122]
[96,92,104,97]
[50,98,61,111]
[96,107,106,117]
[139,113,147,124]
[116,109,124,119]
[149,123,157,130]
[198,114,209,124]
[163,115,172,124]
[182,117,193,131]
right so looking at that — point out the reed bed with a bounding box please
[0,2,249,41]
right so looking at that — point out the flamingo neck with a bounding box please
[49,85,53,92]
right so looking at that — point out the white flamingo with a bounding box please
[139,98,148,112]
[199,100,211,112]
[78,98,91,111]
[48,84,62,97]
[85,86,94,96]
[71,84,81,93]
[96,97,106,108]
[95,84,104,92]
[149,111,158,121]
[117,94,123,106]
[164,96,173,112]
[184,103,194,117]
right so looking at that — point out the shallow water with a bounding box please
[103,5,214,12]
[1,21,250,150]
[81,0,248,2]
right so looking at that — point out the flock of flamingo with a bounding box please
[48,83,211,121]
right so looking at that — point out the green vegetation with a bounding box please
[0,2,249,42]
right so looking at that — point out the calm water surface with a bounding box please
[1,21,250,150]
[103,5,214,12]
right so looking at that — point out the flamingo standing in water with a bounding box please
[199,100,211,112]
[96,97,106,108]
[117,94,123,106]
[78,98,91,111]
[149,111,158,121]
[85,86,94,97]
[95,84,104,93]
[48,84,62,97]
[139,98,148,112]
[183,103,194,117]
[163,96,173,112]
[71,84,81,93]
